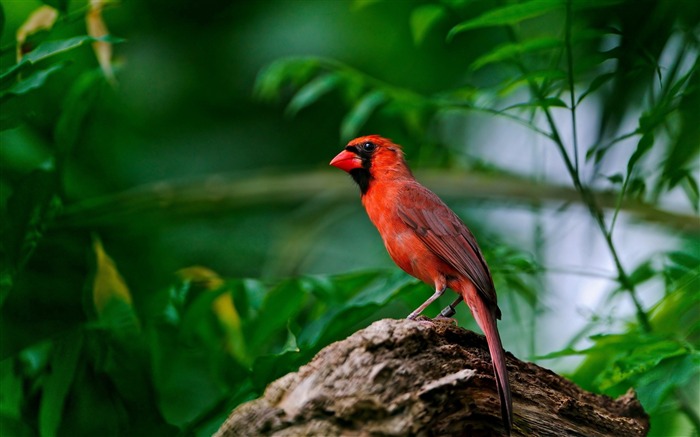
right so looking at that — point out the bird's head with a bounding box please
[330,135,411,194]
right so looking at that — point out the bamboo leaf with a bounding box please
[661,62,700,201]
[681,172,699,211]
[253,58,320,102]
[410,4,446,46]
[497,68,567,96]
[606,173,623,184]
[285,73,340,117]
[471,37,562,71]
[501,97,568,112]
[627,133,654,175]
[627,260,655,287]
[577,72,615,105]
[340,90,386,141]
[448,0,563,40]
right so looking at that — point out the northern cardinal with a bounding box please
[330,135,512,433]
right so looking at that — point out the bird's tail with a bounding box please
[460,285,513,434]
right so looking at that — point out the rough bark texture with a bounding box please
[215,318,649,436]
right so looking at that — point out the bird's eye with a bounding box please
[362,142,376,152]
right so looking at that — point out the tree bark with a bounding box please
[215,318,649,437]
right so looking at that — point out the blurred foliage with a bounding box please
[0,0,698,436]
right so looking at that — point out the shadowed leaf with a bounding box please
[448,0,563,40]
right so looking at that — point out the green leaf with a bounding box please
[471,37,562,71]
[596,339,690,391]
[39,330,84,437]
[1,36,94,83]
[681,172,699,211]
[298,271,414,349]
[501,97,568,111]
[340,90,386,141]
[606,173,623,184]
[634,353,700,413]
[253,58,320,102]
[233,278,268,320]
[661,62,700,197]
[448,0,563,40]
[565,331,696,398]
[0,63,64,100]
[251,326,300,390]
[497,69,567,96]
[305,270,386,304]
[627,133,654,175]
[535,346,585,360]
[246,279,307,352]
[627,260,655,287]
[666,251,700,276]
[410,4,446,46]
[54,70,105,158]
[627,176,646,199]
[654,252,700,336]
[577,72,615,105]
[285,73,340,117]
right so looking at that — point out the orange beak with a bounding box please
[330,149,362,173]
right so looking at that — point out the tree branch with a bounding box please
[55,170,699,232]
[214,318,649,436]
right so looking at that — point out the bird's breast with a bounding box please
[363,191,441,285]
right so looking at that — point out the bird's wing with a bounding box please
[396,183,499,310]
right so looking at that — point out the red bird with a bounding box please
[330,135,512,433]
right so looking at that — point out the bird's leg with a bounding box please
[438,296,463,318]
[407,280,447,320]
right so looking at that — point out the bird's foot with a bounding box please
[406,310,420,320]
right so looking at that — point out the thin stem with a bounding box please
[589,130,639,164]
[608,172,630,235]
[438,100,555,140]
[565,0,580,175]
[538,97,652,332]
[503,15,653,331]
